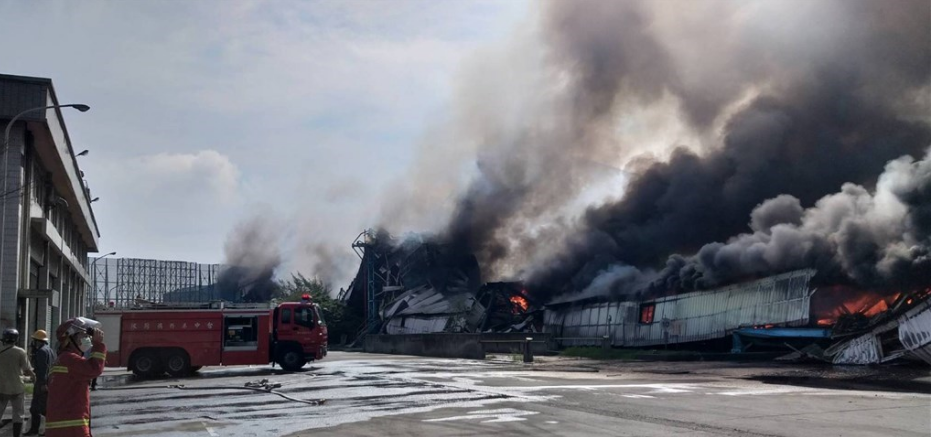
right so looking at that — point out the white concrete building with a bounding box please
[0,74,100,343]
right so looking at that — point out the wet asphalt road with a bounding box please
[47,352,931,436]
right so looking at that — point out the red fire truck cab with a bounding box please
[96,296,327,377]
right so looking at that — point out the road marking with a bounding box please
[512,383,697,391]
[622,394,656,399]
[424,408,540,423]
[202,422,219,437]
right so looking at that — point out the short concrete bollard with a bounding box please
[523,337,534,363]
[602,335,610,350]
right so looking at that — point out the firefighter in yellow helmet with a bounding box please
[24,330,55,436]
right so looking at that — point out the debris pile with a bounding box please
[823,290,930,365]
[341,231,538,339]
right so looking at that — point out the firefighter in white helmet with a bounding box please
[46,318,106,437]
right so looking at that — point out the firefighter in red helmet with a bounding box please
[46,318,106,437]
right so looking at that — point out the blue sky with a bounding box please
[0,1,531,279]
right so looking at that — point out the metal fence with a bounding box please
[90,257,222,308]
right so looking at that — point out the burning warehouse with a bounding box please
[335,0,929,365]
[342,232,930,365]
[343,148,929,362]
[544,268,931,364]
[343,132,929,360]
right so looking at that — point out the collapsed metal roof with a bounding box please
[342,230,535,337]
[382,286,478,318]
[826,296,931,365]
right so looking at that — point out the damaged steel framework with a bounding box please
[342,230,535,339]
[824,295,931,364]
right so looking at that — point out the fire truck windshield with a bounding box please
[295,307,315,328]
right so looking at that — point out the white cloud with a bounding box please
[135,150,241,205]
[0,0,529,281]
[82,150,243,262]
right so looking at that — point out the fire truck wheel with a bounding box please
[131,350,163,378]
[278,349,306,371]
[165,350,191,377]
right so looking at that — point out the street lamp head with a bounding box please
[76,150,89,157]
[107,251,117,256]
[91,197,100,203]
[70,104,91,112]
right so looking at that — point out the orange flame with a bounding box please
[811,286,907,326]
[860,299,889,317]
[510,295,529,312]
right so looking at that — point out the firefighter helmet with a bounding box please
[55,317,102,342]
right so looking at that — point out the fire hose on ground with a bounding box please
[97,379,326,406]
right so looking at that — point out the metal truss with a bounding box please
[90,257,222,308]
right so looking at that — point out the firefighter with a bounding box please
[25,330,55,436]
[0,328,36,437]
[46,319,106,437]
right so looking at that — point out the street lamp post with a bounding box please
[91,251,116,269]
[0,103,90,320]
[89,251,116,314]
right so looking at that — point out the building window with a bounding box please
[639,303,655,324]
[32,166,46,208]
[29,261,40,290]
[281,308,291,324]
[224,316,258,348]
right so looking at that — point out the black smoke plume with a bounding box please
[652,153,930,292]
[423,0,931,302]
[219,214,282,302]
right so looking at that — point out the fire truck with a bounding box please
[95,295,327,377]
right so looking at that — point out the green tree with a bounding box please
[277,273,332,304]
[276,273,362,345]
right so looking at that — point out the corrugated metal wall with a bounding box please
[384,316,450,335]
[545,269,816,347]
[898,301,931,364]
[831,332,884,364]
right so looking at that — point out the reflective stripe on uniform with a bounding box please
[90,352,106,360]
[50,366,69,374]
[45,418,89,429]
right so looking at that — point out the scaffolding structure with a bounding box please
[351,230,382,334]
[90,257,222,309]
